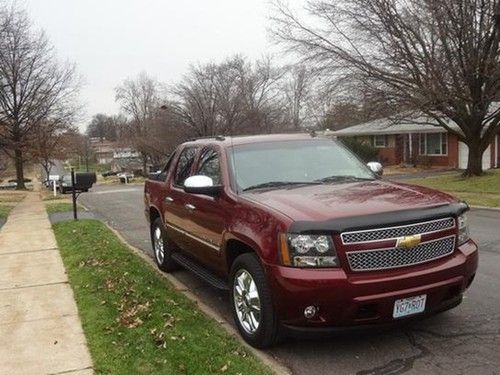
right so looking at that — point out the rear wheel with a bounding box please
[151,218,178,272]
[229,253,280,348]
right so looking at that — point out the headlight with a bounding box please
[458,213,470,245]
[279,233,339,267]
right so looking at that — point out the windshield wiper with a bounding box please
[242,181,321,192]
[314,175,375,184]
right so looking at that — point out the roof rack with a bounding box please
[188,135,226,142]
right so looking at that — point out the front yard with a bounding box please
[53,219,272,375]
[408,169,500,207]
[0,191,26,220]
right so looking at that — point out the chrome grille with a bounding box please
[346,236,455,272]
[341,217,455,244]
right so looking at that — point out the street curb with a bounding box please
[470,205,500,211]
[103,222,293,375]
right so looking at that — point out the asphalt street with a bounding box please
[79,184,500,375]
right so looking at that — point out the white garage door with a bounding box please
[458,142,491,170]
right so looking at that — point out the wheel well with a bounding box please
[149,207,161,224]
[225,239,255,272]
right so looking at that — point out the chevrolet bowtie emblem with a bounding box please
[396,234,422,248]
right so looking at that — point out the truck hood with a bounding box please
[243,179,457,223]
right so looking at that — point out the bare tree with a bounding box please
[272,0,500,175]
[0,4,80,188]
[172,55,285,136]
[86,114,127,141]
[283,65,314,130]
[115,72,160,173]
[237,56,285,134]
[171,63,219,137]
[30,120,74,179]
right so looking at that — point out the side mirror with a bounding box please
[367,161,383,176]
[184,175,222,196]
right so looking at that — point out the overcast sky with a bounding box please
[24,0,301,129]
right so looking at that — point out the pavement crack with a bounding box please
[0,281,68,291]
[356,331,431,375]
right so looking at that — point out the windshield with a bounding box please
[229,139,375,192]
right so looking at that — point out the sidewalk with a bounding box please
[0,192,93,375]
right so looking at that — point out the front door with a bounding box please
[164,146,199,253]
[183,146,227,275]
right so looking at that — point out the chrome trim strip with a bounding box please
[341,217,456,245]
[166,223,221,251]
[346,235,456,272]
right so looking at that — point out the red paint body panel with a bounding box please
[144,134,478,330]
[265,240,477,327]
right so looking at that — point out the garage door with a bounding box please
[458,142,491,170]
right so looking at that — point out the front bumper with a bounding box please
[265,240,478,329]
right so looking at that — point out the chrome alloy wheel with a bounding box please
[153,226,165,264]
[233,269,261,334]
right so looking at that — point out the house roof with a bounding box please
[326,115,461,137]
[327,102,500,137]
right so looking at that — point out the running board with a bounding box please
[171,253,229,291]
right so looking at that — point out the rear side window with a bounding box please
[197,147,221,185]
[174,147,197,186]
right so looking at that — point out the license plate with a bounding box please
[393,295,427,318]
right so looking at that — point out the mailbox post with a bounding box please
[48,175,60,197]
[71,168,77,220]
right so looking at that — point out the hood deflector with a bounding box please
[288,202,469,234]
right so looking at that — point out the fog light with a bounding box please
[304,305,317,319]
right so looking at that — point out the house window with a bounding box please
[372,135,387,148]
[420,133,447,155]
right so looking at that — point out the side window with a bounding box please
[197,148,221,185]
[174,147,197,186]
[161,152,176,180]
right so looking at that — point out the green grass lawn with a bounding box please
[0,204,14,219]
[408,169,500,207]
[53,219,272,375]
[45,202,78,214]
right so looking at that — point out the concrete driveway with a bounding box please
[79,184,500,375]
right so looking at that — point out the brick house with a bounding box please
[328,118,499,170]
[90,138,140,166]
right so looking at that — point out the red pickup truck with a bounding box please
[144,133,478,348]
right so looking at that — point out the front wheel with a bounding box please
[229,253,280,348]
[151,218,178,272]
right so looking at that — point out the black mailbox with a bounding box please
[74,172,96,191]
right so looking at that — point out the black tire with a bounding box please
[229,253,280,348]
[151,217,178,272]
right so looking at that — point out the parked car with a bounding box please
[101,171,119,177]
[43,179,59,189]
[59,175,72,194]
[0,182,17,190]
[117,172,134,183]
[144,133,478,348]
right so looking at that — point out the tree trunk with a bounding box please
[142,153,148,176]
[41,161,51,181]
[463,142,484,177]
[15,148,26,190]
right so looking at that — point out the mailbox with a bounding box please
[74,172,96,191]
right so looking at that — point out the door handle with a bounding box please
[164,196,174,203]
[184,203,196,211]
